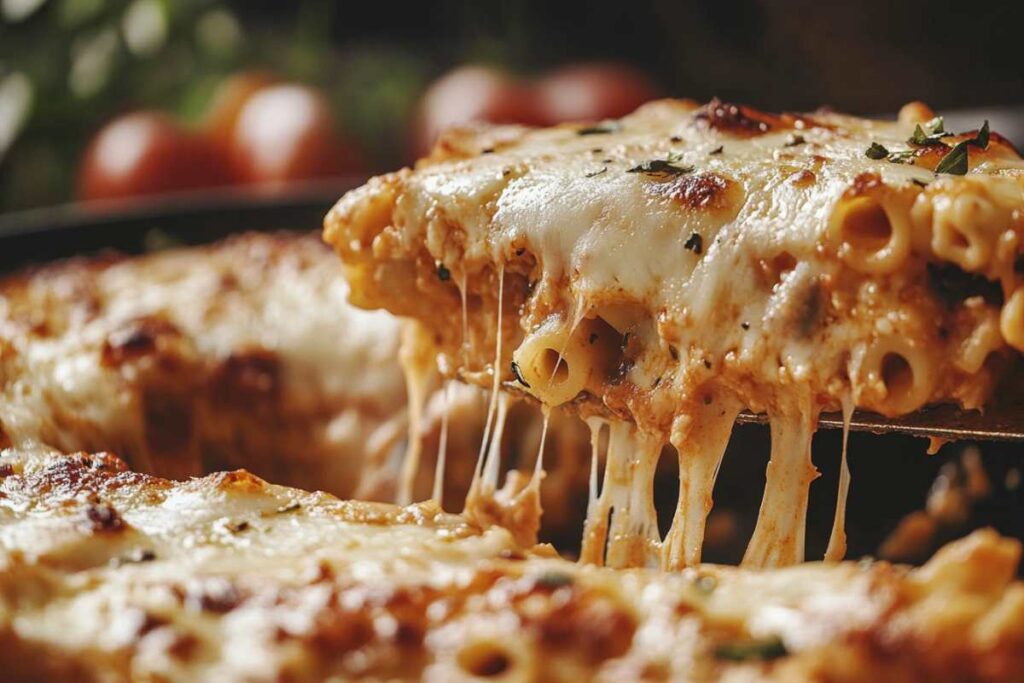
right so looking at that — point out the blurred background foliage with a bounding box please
[1,0,1022,212]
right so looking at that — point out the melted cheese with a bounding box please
[1,445,1022,681]
[325,99,1024,568]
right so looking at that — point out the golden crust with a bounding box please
[0,445,1021,682]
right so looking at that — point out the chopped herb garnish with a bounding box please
[911,178,930,187]
[709,145,724,155]
[972,120,990,149]
[627,158,694,177]
[511,360,530,388]
[585,167,608,178]
[784,133,806,147]
[909,116,949,146]
[276,502,301,514]
[481,147,495,154]
[670,135,683,143]
[577,120,622,136]
[865,142,889,160]
[935,140,970,175]
[684,232,704,254]
[436,263,451,281]
[714,636,788,662]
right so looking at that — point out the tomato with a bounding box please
[202,71,277,154]
[228,84,360,187]
[535,62,660,124]
[412,65,543,157]
[78,111,231,202]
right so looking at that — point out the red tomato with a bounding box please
[412,65,544,157]
[202,71,277,154]
[228,84,360,187]
[536,62,660,124]
[78,111,231,202]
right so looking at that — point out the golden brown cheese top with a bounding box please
[0,446,1022,682]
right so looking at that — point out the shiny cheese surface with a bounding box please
[1,445,1022,682]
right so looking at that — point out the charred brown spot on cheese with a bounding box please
[186,578,244,613]
[208,469,270,494]
[695,98,782,137]
[647,172,736,211]
[3,452,161,503]
[83,501,126,533]
[789,169,817,188]
[847,171,884,197]
[101,316,184,367]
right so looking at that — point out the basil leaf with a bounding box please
[865,142,889,160]
[935,140,970,175]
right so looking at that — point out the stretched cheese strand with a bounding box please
[824,394,855,562]
[482,393,510,491]
[581,422,662,568]
[430,380,451,506]
[549,296,587,383]
[663,396,742,569]
[580,417,610,565]
[742,391,821,567]
[397,321,435,505]
[469,266,505,491]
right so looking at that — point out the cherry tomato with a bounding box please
[536,62,660,124]
[228,84,360,187]
[202,71,277,154]
[412,65,544,157]
[78,111,231,202]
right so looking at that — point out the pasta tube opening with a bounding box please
[830,193,912,274]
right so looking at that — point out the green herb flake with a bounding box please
[909,116,949,146]
[585,167,608,178]
[709,145,724,155]
[935,140,970,175]
[627,158,694,177]
[865,142,889,160]
[684,232,703,254]
[511,360,530,388]
[578,120,622,136]
[436,263,451,282]
[714,636,788,662]
[534,571,574,589]
[971,120,990,149]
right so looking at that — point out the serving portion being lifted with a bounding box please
[325,98,1024,570]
